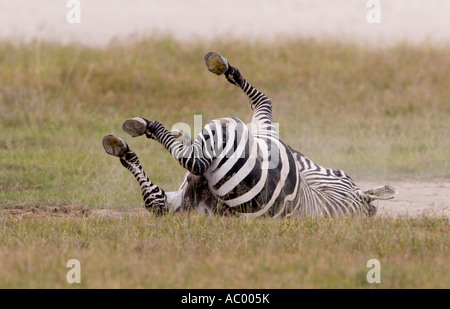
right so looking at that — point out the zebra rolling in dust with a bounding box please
[102,52,396,217]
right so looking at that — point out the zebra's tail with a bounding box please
[363,185,397,201]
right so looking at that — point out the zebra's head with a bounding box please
[364,185,397,201]
[165,172,231,215]
[360,185,397,216]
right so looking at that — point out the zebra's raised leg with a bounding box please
[122,118,215,176]
[102,134,167,214]
[204,52,275,131]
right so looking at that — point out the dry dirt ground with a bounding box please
[360,180,450,218]
[2,180,449,219]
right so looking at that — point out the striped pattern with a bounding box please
[141,63,378,217]
[118,150,166,214]
[290,148,376,217]
[108,54,393,217]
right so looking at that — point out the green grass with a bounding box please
[0,37,449,209]
[0,37,449,288]
[0,212,447,288]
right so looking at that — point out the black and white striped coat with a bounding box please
[103,52,396,217]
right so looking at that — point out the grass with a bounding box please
[0,37,449,288]
[0,211,448,288]
[0,37,449,209]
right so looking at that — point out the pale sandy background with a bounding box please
[1,0,450,46]
[0,0,448,217]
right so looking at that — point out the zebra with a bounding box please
[102,52,396,217]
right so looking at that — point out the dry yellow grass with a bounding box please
[0,208,448,288]
[0,37,449,289]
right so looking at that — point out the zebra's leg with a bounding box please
[102,134,167,214]
[121,118,215,176]
[204,52,275,129]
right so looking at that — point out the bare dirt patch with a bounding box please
[1,203,91,219]
[2,180,448,219]
[0,203,146,219]
[360,179,450,218]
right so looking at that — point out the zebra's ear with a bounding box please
[171,129,193,145]
[364,185,397,200]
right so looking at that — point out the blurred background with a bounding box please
[1,0,449,46]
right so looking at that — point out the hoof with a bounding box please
[171,129,193,145]
[102,135,128,157]
[122,117,148,137]
[204,52,229,75]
